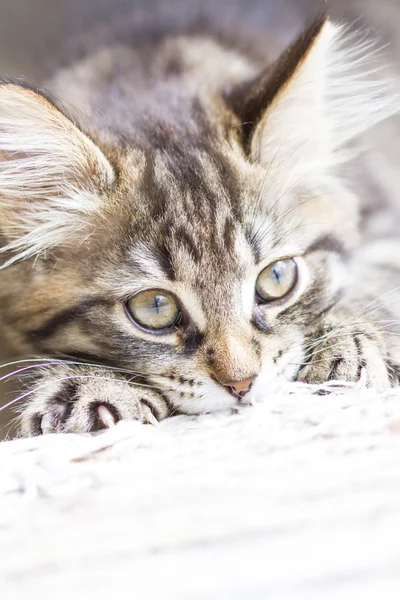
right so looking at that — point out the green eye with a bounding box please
[256,258,298,302]
[127,290,180,331]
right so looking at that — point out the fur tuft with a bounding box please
[252,19,400,175]
[0,84,114,268]
[327,22,399,155]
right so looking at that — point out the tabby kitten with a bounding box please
[0,14,399,436]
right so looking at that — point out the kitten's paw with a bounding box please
[19,367,169,436]
[297,323,392,391]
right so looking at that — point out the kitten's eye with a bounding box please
[127,290,180,331]
[256,259,298,302]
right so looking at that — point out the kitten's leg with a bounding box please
[297,316,394,390]
[19,365,169,436]
[297,242,400,389]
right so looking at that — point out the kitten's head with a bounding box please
[0,17,396,412]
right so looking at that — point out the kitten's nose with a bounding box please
[223,377,255,397]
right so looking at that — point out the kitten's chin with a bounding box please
[166,381,238,415]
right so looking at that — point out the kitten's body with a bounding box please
[0,5,400,435]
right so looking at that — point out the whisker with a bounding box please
[300,324,400,365]
[0,356,177,382]
[0,362,65,383]
[2,373,185,415]
[340,288,400,323]
[288,296,400,358]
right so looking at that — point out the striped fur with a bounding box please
[0,15,399,435]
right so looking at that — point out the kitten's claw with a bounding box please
[141,404,159,426]
[41,413,55,435]
[40,402,70,434]
[97,404,117,429]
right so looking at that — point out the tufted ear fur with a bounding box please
[0,83,115,267]
[233,16,398,180]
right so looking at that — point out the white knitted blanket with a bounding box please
[1,381,400,599]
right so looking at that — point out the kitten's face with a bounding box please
[89,141,347,413]
[1,17,392,413]
[9,135,349,414]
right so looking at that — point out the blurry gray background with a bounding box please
[0,0,398,78]
[0,0,398,437]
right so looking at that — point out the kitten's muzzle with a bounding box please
[221,377,255,398]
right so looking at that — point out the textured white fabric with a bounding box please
[1,382,400,599]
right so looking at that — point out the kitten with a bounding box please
[0,12,399,436]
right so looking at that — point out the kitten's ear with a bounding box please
[234,16,396,174]
[0,83,115,266]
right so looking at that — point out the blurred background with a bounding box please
[0,0,399,78]
[0,0,399,438]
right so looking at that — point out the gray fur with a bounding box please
[0,10,399,436]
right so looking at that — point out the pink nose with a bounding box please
[225,378,255,396]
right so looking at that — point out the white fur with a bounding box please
[252,21,399,178]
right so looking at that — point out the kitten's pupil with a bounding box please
[153,295,163,313]
[147,294,172,318]
[272,264,282,283]
[127,290,179,330]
